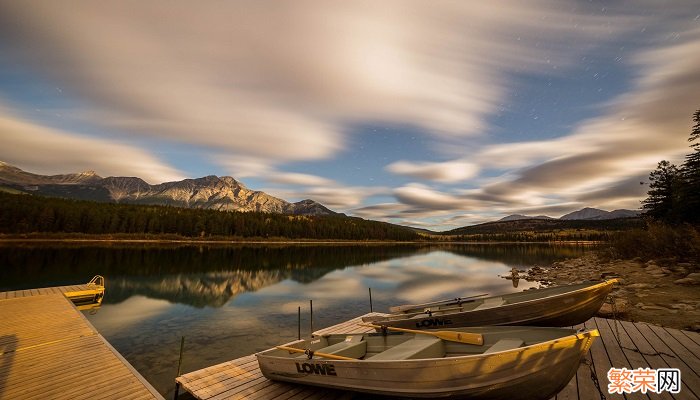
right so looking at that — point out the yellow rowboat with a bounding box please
[257,326,599,399]
[363,279,617,330]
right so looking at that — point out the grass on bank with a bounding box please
[606,222,700,264]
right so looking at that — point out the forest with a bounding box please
[0,191,420,241]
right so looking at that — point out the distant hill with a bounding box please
[444,217,643,238]
[497,207,640,222]
[0,162,335,216]
[446,205,642,239]
[559,207,640,220]
[499,214,554,222]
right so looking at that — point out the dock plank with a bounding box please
[585,318,623,400]
[684,330,700,347]
[555,374,578,400]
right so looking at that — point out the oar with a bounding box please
[399,304,466,318]
[359,323,483,346]
[365,304,469,322]
[276,345,356,361]
[389,293,489,313]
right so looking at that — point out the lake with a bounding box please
[0,242,591,397]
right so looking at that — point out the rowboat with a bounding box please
[257,326,599,399]
[362,279,617,329]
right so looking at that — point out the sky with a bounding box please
[1,1,699,230]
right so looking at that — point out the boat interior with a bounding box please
[266,327,580,361]
[369,281,604,321]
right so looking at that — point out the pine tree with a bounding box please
[681,109,700,223]
[642,160,682,223]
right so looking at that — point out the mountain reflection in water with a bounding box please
[0,242,591,397]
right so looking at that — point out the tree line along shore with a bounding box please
[0,190,645,243]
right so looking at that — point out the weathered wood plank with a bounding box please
[11,364,131,400]
[207,375,269,400]
[216,378,280,400]
[665,327,700,361]
[646,324,700,376]
[615,320,676,400]
[575,319,606,400]
[181,359,259,391]
[585,318,625,400]
[178,356,257,385]
[635,322,700,399]
[598,318,652,400]
[245,381,303,400]
[188,364,262,396]
[684,330,700,347]
[555,374,579,400]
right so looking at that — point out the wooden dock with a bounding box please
[177,313,700,400]
[0,290,163,400]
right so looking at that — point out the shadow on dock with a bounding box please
[0,335,17,399]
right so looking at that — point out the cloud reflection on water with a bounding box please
[241,251,538,315]
[88,295,174,333]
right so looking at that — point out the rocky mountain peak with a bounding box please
[0,162,336,216]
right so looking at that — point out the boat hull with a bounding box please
[257,328,598,399]
[367,280,616,330]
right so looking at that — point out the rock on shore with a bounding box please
[521,252,700,331]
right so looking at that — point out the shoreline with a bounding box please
[0,236,603,245]
[524,251,700,331]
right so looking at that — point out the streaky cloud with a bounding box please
[0,110,184,184]
[386,159,479,182]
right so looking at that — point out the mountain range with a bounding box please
[0,161,336,216]
[499,207,640,222]
[1,162,641,225]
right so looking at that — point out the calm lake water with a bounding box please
[0,242,591,397]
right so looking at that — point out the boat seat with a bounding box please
[484,338,524,354]
[316,340,367,359]
[472,297,505,311]
[302,336,367,360]
[368,336,444,361]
